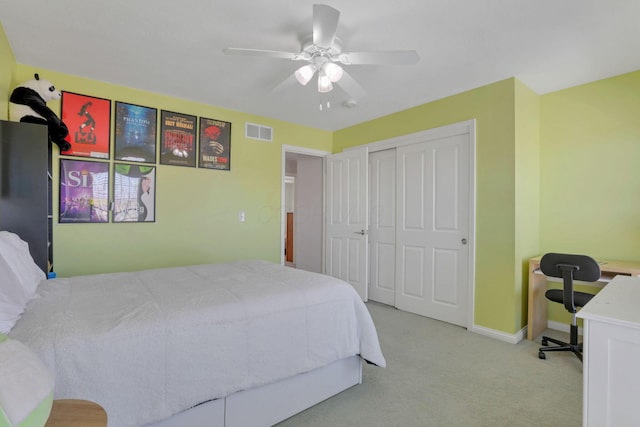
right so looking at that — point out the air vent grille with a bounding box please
[245,122,273,142]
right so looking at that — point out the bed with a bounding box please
[2,232,386,427]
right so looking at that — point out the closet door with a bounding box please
[395,133,470,327]
[369,149,396,305]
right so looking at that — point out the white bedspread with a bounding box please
[10,261,385,427]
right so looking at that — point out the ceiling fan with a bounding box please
[223,4,419,102]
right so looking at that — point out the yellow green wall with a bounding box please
[540,70,640,259]
[334,78,521,334]
[540,70,640,324]
[4,18,640,336]
[0,23,16,120]
[13,65,332,277]
[336,71,640,334]
[514,81,541,329]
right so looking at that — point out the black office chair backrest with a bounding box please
[540,253,600,312]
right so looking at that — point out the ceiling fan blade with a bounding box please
[336,70,366,100]
[337,50,420,65]
[270,73,300,94]
[313,4,340,49]
[222,48,303,60]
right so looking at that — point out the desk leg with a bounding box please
[527,261,548,341]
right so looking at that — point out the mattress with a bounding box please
[10,260,385,427]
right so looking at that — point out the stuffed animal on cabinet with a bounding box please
[9,73,71,151]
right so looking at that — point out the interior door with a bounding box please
[294,155,323,273]
[324,147,369,301]
[368,149,396,305]
[395,133,470,327]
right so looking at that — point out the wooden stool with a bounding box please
[45,399,107,427]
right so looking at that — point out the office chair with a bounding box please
[538,253,600,361]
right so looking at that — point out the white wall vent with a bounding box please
[245,122,273,142]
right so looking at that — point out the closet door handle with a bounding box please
[354,229,367,235]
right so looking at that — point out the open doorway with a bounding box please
[281,146,329,272]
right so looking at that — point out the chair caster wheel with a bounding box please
[539,351,546,360]
[541,339,548,346]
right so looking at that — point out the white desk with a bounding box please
[577,275,640,427]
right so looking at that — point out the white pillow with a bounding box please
[0,232,46,333]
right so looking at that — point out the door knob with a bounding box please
[354,230,367,235]
[461,238,467,245]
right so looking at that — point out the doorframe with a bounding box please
[280,145,330,266]
[344,119,476,330]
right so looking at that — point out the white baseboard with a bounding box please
[470,321,582,345]
[470,324,527,344]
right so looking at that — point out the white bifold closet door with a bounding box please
[369,149,397,306]
[395,133,470,328]
[325,128,471,328]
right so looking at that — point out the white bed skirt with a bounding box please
[147,356,363,427]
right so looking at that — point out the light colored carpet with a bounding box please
[277,301,582,427]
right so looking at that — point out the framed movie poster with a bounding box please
[198,117,231,170]
[113,163,156,223]
[114,101,157,163]
[59,159,109,223]
[160,110,197,167]
[60,92,111,159]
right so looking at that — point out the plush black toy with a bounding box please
[9,73,71,151]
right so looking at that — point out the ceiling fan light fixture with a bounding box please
[294,64,316,86]
[322,62,343,83]
[317,71,333,93]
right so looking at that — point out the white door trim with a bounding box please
[344,119,476,330]
[346,119,475,152]
[281,145,330,266]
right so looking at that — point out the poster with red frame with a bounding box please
[60,92,111,159]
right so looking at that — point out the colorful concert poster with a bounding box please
[159,110,197,167]
[198,117,231,170]
[114,101,157,163]
[113,164,156,223]
[60,92,111,159]
[59,159,109,223]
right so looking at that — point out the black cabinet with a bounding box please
[0,119,50,274]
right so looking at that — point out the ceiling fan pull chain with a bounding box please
[318,93,331,111]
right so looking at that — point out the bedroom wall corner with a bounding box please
[513,79,541,331]
[540,70,640,325]
[0,22,17,121]
[333,78,520,336]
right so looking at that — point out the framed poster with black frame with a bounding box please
[60,92,111,159]
[114,101,157,163]
[59,159,110,223]
[159,110,197,167]
[198,117,231,170]
[113,163,156,223]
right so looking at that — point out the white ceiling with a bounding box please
[2,1,639,131]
